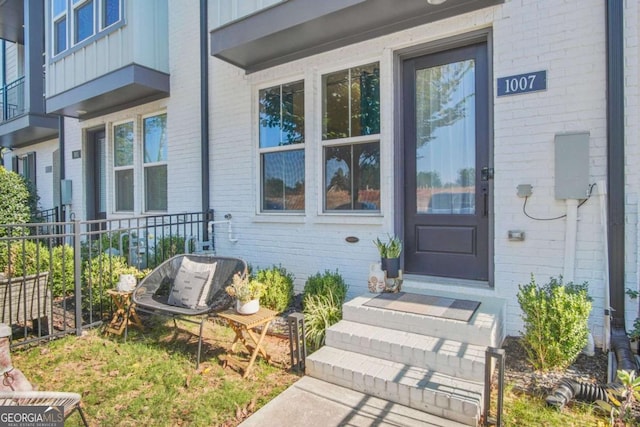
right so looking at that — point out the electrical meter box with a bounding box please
[554,132,589,199]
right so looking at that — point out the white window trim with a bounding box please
[256,80,306,215]
[50,0,124,60]
[318,62,382,216]
[112,118,136,213]
[72,0,95,45]
[142,111,168,213]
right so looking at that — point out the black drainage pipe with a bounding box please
[545,327,637,409]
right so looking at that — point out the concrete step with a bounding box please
[325,320,487,382]
[343,292,504,347]
[306,346,483,426]
[239,376,470,427]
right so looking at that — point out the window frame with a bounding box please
[320,62,381,214]
[50,0,125,61]
[257,79,306,214]
[72,0,95,44]
[142,111,168,213]
[112,119,135,213]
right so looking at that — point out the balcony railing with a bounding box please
[0,76,25,123]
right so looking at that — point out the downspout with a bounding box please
[200,0,211,239]
[606,0,625,331]
[58,116,65,222]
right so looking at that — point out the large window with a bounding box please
[143,113,168,212]
[259,81,305,212]
[113,121,134,212]
[322,63,380,211]
[51,0,122,57]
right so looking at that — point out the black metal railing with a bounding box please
[0,210,214,347]
[0,76,25,122]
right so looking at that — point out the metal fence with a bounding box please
[0,76,25,122]
[0,210,214,347]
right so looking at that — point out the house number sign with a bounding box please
[497,70,546,96]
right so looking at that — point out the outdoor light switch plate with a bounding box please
[517,184,533,198]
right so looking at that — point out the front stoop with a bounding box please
[306,291,505,426]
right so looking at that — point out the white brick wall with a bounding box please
[9,139,59,211]
[205,0,637,344]
[21,0,637,345]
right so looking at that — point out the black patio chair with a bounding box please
[125,254,247,368]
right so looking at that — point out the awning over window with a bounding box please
[210,0,504,73]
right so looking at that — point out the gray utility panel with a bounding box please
[554,132,590,199]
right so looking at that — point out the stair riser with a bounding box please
[306,356,480,426]
[342,303,500,347]
[325,328,486,382]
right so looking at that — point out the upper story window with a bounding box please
[322,63,380,212]
[74,0,95,44]
[259,80,305,212]
[50,0,123,58]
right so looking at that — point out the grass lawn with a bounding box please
[9,317,615,427]
[11,317,300,426]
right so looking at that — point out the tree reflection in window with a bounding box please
[259,81,305,211]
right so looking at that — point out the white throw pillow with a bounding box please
[168,257,214,309]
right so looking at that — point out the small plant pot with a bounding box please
[236,299,260,315]
[381,257,400,279]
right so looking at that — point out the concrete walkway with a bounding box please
[239,376,468,427]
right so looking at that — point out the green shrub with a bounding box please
[81,231,129,262]
[82,254,149,312]
[0,240,50,276]
[255,265,294,313]
[0,166,31,237]
[303,269,348,308]
[303,290,342,351]
[517,274,592,371]
[51,245,74,297]
[146,236,187,269]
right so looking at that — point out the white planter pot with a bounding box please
[236,299,260,315]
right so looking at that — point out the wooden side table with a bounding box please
[104,290,144,336]
[218,307,277,378]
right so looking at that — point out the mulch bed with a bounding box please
[501,336,609,398]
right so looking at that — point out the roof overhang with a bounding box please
[46,64,170,120]
[0,0,24,44]
[0,113,58,149]
[210,0,504,73]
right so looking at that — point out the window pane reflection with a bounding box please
[115,169,133,211]
[323,63,380,140]
[145,165,168,211]
[415,59,476,215]
[325,142,380,211]
[75,1,94,43]
[259,81,304,148]
[262,150,305,211]
[114,122,133,167]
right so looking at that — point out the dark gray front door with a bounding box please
[403,43,490,281]
[86,129,106,222]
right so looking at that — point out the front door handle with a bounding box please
[481,167,494,182]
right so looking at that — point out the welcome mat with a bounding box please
[364,292,481,322]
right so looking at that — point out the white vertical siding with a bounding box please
[208,0,285,29]
[46,0,168,98]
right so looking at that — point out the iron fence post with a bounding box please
[73,220,83,336]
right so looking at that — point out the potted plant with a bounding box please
[373,234,403,279]
[226,273,266,315]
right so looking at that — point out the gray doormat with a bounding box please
[363,292,481,322]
